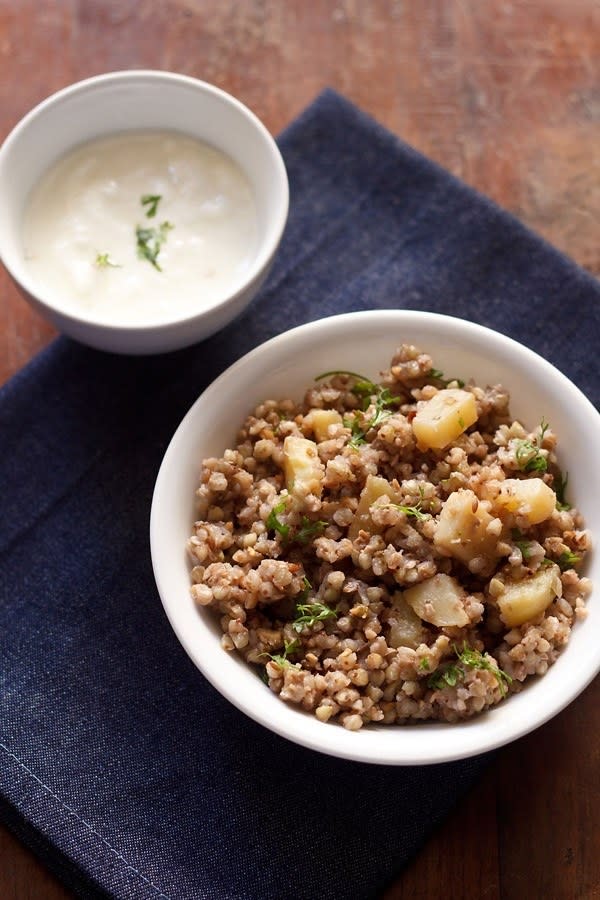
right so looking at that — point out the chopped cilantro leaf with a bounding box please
[95,252,120,268]
[315,370,402,448]
[554,471,571,511]
[515,439,548,473]
[515,418,550,474]
[427,368,465,388]
[427,643,512,697]
[315,369,375,390]
[557,550,580,571]
[511,528,532,561]
[295,517,327,544]
[263,638,301,668]
[141,194,162,218]
[135,220,173,271]
[266,499,290,538]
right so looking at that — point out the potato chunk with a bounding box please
[348,474,401,539]
[412,388,478,450]
[387,592,426,649]
[493,477,556,525]
[403,574,470,627]
[434,489,500,575]
[283,436,324,501]
[308,408,343,442]
[496,564,562,627]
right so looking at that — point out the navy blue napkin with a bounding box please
[1,89,598,900]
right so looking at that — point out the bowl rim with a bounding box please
[0,69,289,333]
[150,309,600,765]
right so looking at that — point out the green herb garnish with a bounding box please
[295,517,327,544]
[554,471,571,511]
[135,220,173,271]
[428,662,461,690]
[367,387,401,429]
[389,486,429,522]
[515,441,547,473]
[292,600,338,632]
[427,368,465,388]
[512,528,531,561]
[266,499,290,539]
[316,371,401,447]
[418,658,431,671]
[299,575,312,600]
[427,643,512,697]
[557,550,581,571]
[455,644,512,696]
[343,414,367,448]
[316,370,378,397]
[94,252,120,268]
[390,502,429,522]
[141,194,162,218]
[264,638,301,668]
[266,505,325,545]
[515,418,550,473]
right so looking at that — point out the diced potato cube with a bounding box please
[434,489,500,575]
[348,474,401,539]
[387,592,426,648]
[493,477,556,525]
[309,408,343,442]
[283,436,324,501]
[403,574,470,627]
[496,564,562,627]
[412,388,478,450]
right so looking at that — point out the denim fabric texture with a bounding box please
[0,90,599,900]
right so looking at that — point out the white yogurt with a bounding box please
[22,131,259,325]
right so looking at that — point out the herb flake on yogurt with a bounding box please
[22,131,259,324]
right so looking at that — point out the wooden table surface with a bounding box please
[1,2,598,898]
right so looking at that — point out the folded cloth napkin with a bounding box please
[1,89,599,900]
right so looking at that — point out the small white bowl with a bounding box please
[0,71,288,354]
[150,310,600,765]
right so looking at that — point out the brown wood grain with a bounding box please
[0,2,598,898]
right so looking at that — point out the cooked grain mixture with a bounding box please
[187,345,591,728]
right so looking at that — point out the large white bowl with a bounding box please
[0,71,288,354]
[150,310,600,764]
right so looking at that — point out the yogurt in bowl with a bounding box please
[0,71,288,354]
[22,131,259,325]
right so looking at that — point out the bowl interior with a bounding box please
[0,71,288,322]
[151,310,600,764]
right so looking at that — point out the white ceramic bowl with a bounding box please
[0,71,288,354]
[150,310,600,764]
